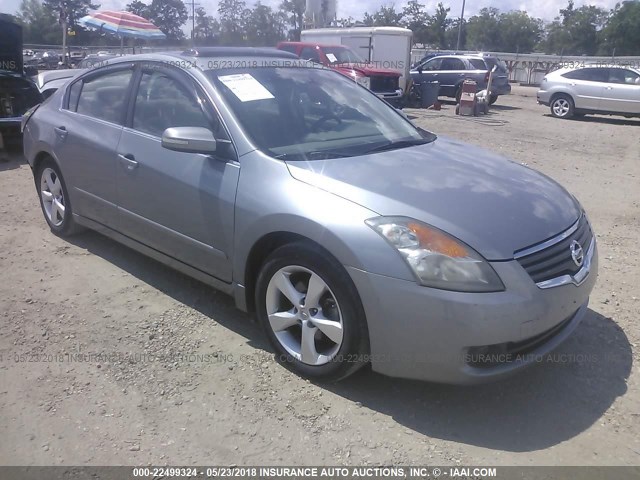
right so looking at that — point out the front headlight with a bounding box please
[366,217,504,292]
[355,76,371,90]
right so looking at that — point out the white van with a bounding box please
[301,27,413,92]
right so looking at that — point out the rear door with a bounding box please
[437,57,467,97]
[561,68,607,110]
[116,63,239,281]
[55,64,135,227]
[601,68,640,114]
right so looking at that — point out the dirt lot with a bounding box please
[0,85,639,467]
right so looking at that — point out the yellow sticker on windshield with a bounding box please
[218,73,275,102]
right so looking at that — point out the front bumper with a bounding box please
[347,241,598,384]
[374,88,404,100]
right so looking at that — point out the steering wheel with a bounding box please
[310,113,342,131]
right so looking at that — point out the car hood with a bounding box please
[285,137,581,260]
[334,63,400,77]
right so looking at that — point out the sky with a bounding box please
[2,0,621,24]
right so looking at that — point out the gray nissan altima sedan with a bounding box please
[22,47,598,384]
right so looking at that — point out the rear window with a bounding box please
[483,57,507,72]
[75,69,133,124]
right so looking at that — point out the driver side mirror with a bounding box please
[161,127,217,154]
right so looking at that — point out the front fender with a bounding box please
[232,151,415,288]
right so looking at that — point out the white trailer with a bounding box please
[301,27,413,92]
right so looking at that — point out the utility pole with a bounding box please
[190,0,200,47]
[59,4,68,67]
[456,0,466,51]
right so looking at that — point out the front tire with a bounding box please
[550,94,575,119]
[488,94,498,105]
[36,158,81,236]
[255,242,369,382]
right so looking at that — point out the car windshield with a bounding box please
[207,67,434,161]
[322,47,366,65]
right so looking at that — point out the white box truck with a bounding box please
[300,27,413,93]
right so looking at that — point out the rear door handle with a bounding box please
[54,126,67,139]
[118,153,139,170]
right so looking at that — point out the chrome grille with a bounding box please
[515,216,593,284]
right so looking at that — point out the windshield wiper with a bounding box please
[363,138,432,154]
[275,151,354,160]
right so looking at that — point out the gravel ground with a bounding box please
[0,85,638,467]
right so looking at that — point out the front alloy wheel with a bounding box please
[265,265,344,366]
[255,242,369,381]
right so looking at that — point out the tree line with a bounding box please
[5,0,640,56]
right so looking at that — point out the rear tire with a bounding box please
[488,94,498,105]
[35,158,82,236]
[255,241,369,382]
[550,94,575,119]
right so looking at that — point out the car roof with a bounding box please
[182,47,298,59]
[85,48,320,73]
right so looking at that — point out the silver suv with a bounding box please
[537,65,640,119]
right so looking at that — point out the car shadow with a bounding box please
[489,104,521,111]
[324,308,631,452]
[66,230,268,348]
[67,230,631,453]
[543,114,640,126]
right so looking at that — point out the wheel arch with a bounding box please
[242,231,339,313]
[549,91,574,105]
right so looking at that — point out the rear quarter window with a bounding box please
[469,58,488,70]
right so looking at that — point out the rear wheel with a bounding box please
[550,94,575,119]
[255,242,369,382]
[488,94,498,105]
[36,159,81,236]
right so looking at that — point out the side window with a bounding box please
[300,47,321,63]
[421,58,442,71]
[440,58,465,71]
[75,69,133,124]
[609,68,640,85]
[564,68,608,82]
[67,80,82,111]
[132,70,211,138]
[469,58,488,70]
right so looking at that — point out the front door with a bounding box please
[116,64,239,282]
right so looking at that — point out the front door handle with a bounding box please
[54,126,67,139]
[118,153,139,170]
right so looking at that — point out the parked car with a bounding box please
[24,50,61,70]
[0,19,43,148]
[35,68,86,99]
[537,65,640,119]
[277,41,404,106]
[410,54,511,104]
[23,48,597,384]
